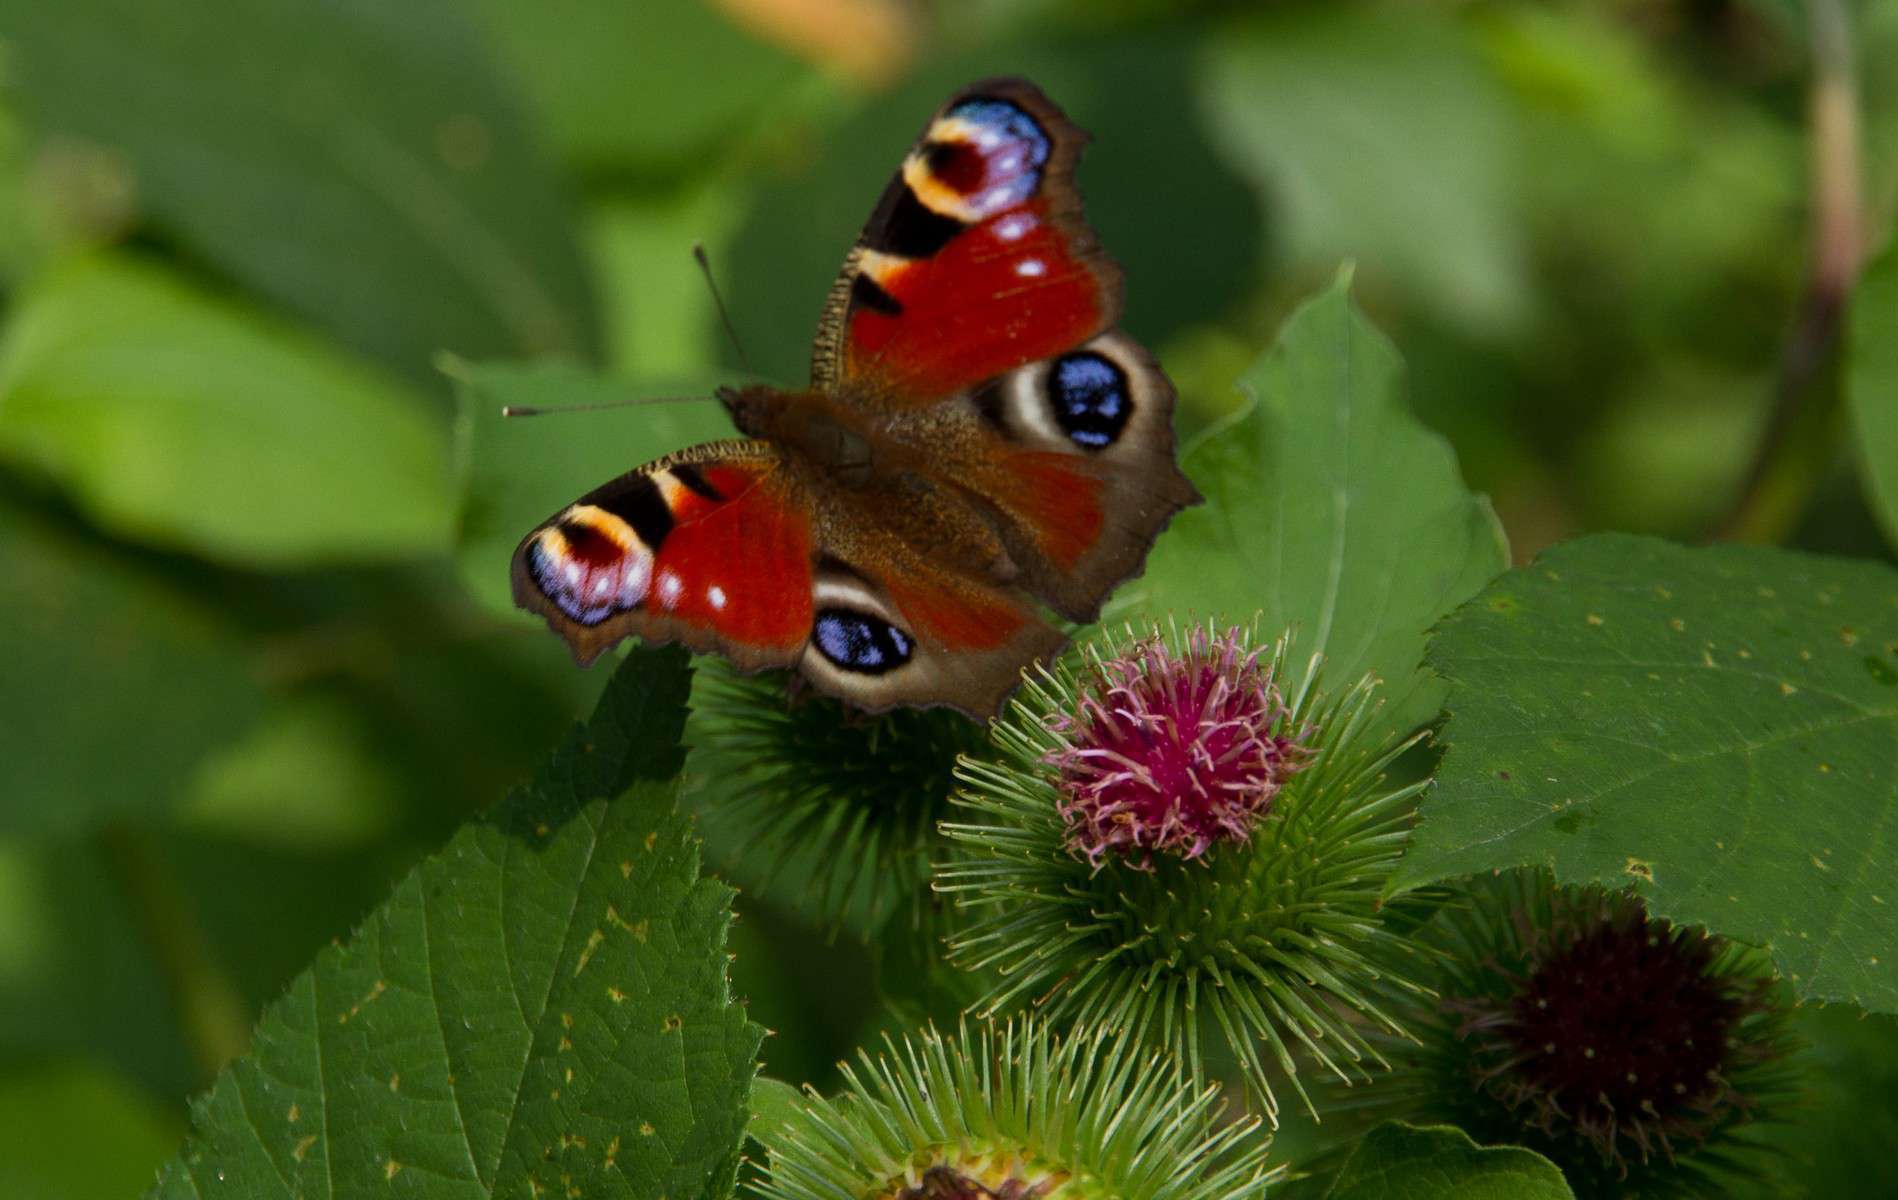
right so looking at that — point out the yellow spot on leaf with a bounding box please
[338,979,387,1024]
[389,1073,400,1092]
[1781,681,1798,696]
[640,1122,656,1136]
[1841,627,1860,647]
[620,861,633,879]
[562,1012,574,1029]
[288,1103,299,1123]
[1669,617,1686,632]
[574,929,605,976]
[1812,855,1832,872]
[1625,858,1655,883]
[293,1135,317,1162]
[644,831,659,851]
[384,1159,401,1181]
[607,986,628,1004]
[1586,613,1604,627]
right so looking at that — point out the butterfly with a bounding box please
[513,78,1200,717]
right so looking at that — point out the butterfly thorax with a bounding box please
[720,382,917,486]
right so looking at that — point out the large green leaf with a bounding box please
[1322,1123,1573,1200]
[0,500,265,837]
[0,256,451,566]
[450,362,734,616]
[0,0,599,380]
[1849,245,1898,552]
[1397,534,1898,1011]
[150,646,765,1199]
[467,0,806,175]
[1139,269,1508,739]
[1204,9,1531,332]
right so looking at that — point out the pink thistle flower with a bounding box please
[1043,626,1310,869]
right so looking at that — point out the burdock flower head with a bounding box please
[1045,625,1309,869]
[1351,871,1796,1198]
[687,662,989,935]
[941,621,1431,1120]
[752,1020,1276,1200]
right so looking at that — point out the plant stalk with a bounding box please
[1713,0,1864,543]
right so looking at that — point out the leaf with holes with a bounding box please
[1396,534,1898,1012]
[1137,267,1508,741]
[1322,1123,1573,1200]
[148,646,764,1199]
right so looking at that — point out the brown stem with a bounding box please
[1712,0,1864,543]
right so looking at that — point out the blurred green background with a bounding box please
[1,0,1896,1195]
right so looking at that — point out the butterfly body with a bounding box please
[514,79,1199,716]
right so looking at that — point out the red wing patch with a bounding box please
[959,450,1107,572]
[513,451,814,667]
[881,570,1028,651]
[848,198,1109,396]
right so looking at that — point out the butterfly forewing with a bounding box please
[814,78,1122,399]
[511,442,815,671]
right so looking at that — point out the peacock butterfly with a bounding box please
[512,78,1200,717]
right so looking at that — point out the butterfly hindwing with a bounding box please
[814,77,1122,399]
[955,328,1202,623]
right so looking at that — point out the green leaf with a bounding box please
[0,0,600,380]
[0,838,199,1100]
[150,646,765,1198]
[0,256,451,566]
[0,500,265,837]
[1397,533,1898,1012]
[1138,269,1508,740]
[467,0,806,175]
[1760,1004,1898,1198]
[1205,9,1532,332]
[1321,1122,1574,1200]
[0,1064,182,1200]
[450,362,733,617]
[1849,245,1898,552]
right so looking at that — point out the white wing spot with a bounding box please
[708,585,727,611]
[659,572,683,610]
[1016,258,1046,278]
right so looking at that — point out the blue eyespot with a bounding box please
[1049,352,1131,450]
[813,609,914,675]
[944,98,1049,212]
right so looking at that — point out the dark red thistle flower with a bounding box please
[1041,625,1309,869]
[1355,874,1797,1198]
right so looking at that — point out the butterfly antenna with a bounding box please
[501,394,713,417]
[694,243,753,375]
